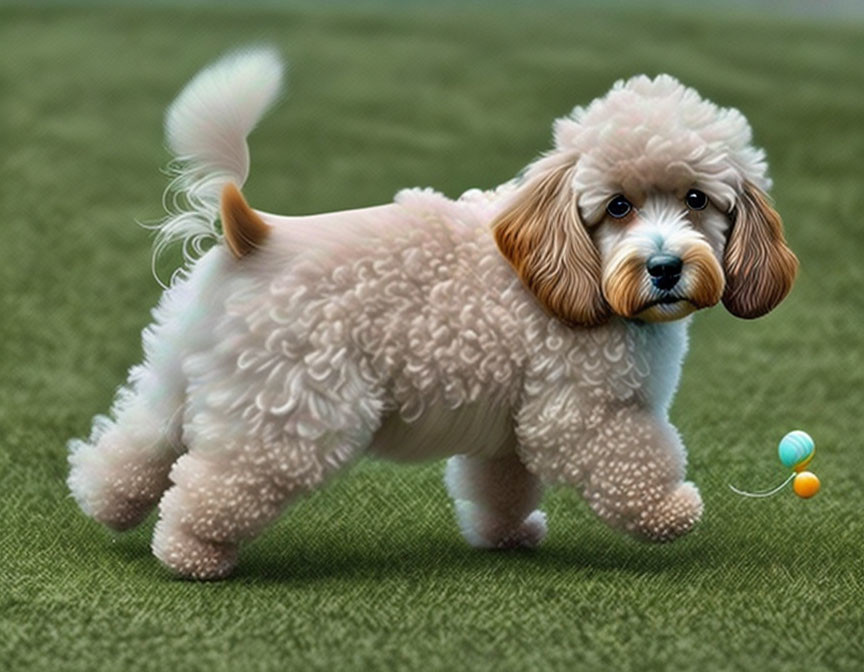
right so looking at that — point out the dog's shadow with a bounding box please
[105,518,825,587]
[230,530,710,585]
[104,524,707,584]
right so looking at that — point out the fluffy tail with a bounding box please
[154,46,284,270]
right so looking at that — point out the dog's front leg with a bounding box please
[444,453,547,549]
[581,404,703,542]
[517,396,702,543]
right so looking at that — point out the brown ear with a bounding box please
[492,162,608,326]
[221,183,269,259]
[722,182,798,319]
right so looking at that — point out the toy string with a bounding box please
[728,473,795,498]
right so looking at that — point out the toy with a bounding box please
[730,430,820,499]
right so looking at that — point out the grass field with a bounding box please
[2,2,863,670]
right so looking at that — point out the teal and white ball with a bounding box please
[778,430,814,470]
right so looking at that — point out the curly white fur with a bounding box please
[68,48,796,579]
[555,74,771,219]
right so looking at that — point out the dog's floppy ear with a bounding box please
[492,160,609,326]
[722,181,798,319]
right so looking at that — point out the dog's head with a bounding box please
[493,74,798,326]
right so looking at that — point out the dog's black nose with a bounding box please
[646,254,683,291]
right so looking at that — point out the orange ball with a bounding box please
[793,471,820,499]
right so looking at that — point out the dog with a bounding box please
[68,48,798,579]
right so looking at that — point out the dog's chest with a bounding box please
[368,396,516,462]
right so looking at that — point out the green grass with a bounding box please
[2,2,863,670]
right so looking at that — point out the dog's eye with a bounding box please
[685,189,708,211]
[606,195,632,219]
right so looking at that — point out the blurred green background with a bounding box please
[1,1,862,671]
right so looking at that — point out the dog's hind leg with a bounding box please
[67,277,202,531]
[445,452,547,549]
[151,366,383,580]
[67,361,186,532]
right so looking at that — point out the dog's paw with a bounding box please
[496,509,548,550]
[628,481,703,543]
[68,441,170,532]
[152,521,238,580]
[454,501,548,550]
